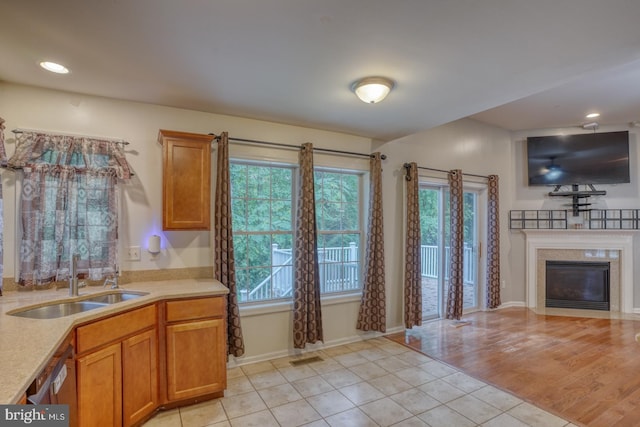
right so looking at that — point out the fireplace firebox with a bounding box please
[545,261,610,310]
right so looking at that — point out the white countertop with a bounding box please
[0,278,228,404]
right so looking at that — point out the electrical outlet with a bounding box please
[127,246,141,261]
[501,279,506,289]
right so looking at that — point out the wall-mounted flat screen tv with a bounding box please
[527,131,630,186]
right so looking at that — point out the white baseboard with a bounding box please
[227,327,406,368]
[495,301,526,309]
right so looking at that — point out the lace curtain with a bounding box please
[8,132,132,286]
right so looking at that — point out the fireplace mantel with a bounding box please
[522,230,635,313]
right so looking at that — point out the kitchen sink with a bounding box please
[84,291,148,304]
[8,291,149,319]
[9,301,108,319]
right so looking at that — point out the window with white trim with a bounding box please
[314,169,362,294]
[231,161,294,302]
[230,161,363,304]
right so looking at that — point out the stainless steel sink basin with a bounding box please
[10,301,108,319]
[8,291,149,319]
[84,291,148,304]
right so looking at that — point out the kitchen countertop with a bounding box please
[0,278,228,404]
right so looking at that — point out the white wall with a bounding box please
[11,83,629,359]
[510,125,640,210]
[0,82,378,361]
[0,83,373,275]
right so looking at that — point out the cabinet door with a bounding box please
[158,129,213,230]
[77,342,123,427]
[165,318,226,401]
[123,329,158,427]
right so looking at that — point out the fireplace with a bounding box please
[523,230,633,313]
[545,261,610,311]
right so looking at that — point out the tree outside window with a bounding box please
[230,161,363,303]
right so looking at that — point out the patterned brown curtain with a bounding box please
[0,118,6,165]
[356,153,386,332]
[293,143,323,348]
[0,117,5,296]
[486,175,501,309]
[404,163,422,328]
[446,169,464,320]
[214,132,245,357]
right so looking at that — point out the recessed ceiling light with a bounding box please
[39,61,70,74]
[585,113,600,119]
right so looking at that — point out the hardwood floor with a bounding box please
[386,307,640,427]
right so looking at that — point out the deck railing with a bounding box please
[421,244,476,284]
[241,243,476,302]
[243,243,360,302]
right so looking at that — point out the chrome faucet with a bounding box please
[103,275,119,289]
[69,254,80,297]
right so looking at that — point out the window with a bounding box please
[231,162,294,303]
[315,169,362,294]
[12,134,129,286]
[230,161,363,304]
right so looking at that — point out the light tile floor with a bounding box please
[143,338,577,427]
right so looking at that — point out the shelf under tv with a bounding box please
[548,190,606,197]
[547,184,606,197]
[547,184,606,216]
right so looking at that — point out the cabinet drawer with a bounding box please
[165,297,225,323]
[76,305,156,354]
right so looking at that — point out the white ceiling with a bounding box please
[1,1,640,141]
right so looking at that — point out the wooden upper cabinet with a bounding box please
[158,129,214,230]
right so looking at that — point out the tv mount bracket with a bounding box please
[548,184,606,217]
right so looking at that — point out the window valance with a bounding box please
[8,131,132,180]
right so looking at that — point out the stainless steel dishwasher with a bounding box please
[26,334,77,427]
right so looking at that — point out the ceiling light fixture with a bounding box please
[39,61,70,74]
[582,122,599,130]
[585,113,600,119]
[351,77,394,104]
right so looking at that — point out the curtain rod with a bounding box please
[210,134,386,160]
[12,128,130,145]
[403,163,488,179]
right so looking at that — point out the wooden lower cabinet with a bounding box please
[165,318,226,401]
[123,329,158,426]
[77,342,123,427]
[76,305,158,427]
[73,296,226,425]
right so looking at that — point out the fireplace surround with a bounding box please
[523,230,633,313]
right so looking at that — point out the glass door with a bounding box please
[462,190,480,311]
[419,185,447,320]
[419,183,481,319]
